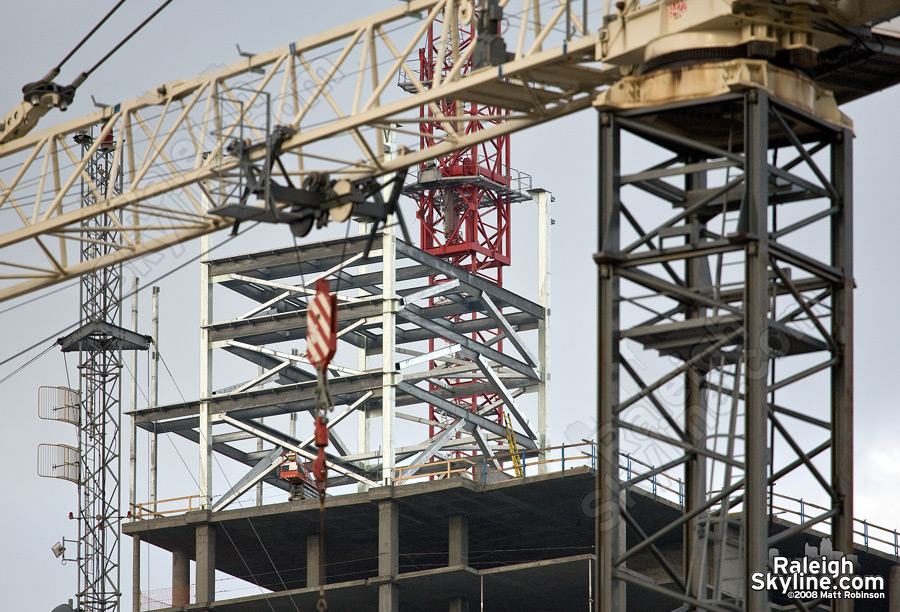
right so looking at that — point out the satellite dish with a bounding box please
[50,605,75,612]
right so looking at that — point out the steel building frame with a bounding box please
[130,229,549,510]
[595,87,853,612]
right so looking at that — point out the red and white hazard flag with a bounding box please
[307,278,337,369]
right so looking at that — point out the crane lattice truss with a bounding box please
[132,233,543,504]
[0,0,895,306]
[0,0,603,303]
[406,14,520,273]
[595,90,852,612]
[75,130,124,612]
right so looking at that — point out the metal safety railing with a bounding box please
[766,492,900,559]
[391,441,687,503]
[131,441,899,560]
[131,494,202,520]
[393,457,482,484]
[391,441,900,560]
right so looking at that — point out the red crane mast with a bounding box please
[403,8,531,447]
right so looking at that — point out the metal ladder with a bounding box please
[504,412,523,478]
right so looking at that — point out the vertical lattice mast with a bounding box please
[594,83,853,612]
[412,16,513,277]
[75,126,123,612]
[405,7,529,443]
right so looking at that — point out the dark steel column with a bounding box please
[742,89,770,612]
[685,159,709,600]
[596,111,623,612]
[832,126,854,612]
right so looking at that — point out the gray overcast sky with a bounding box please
[1,2,899,611]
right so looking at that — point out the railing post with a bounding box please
[652,472,657,496]
[561,443,566,475]
[678,478,684,507]
[800,498,805,523]
[863,520,869,549]
[482,460,487,483]
[626,454,632,481]
[522,451,526,481]
[894,529,898,558]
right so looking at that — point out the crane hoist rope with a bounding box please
[2,0,175,145]
[307,277,338,612]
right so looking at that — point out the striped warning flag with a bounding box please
[307,278,338,369]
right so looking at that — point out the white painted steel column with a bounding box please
[290,348,299,438]
[150,285,159,504]
[199,233,214,508]
[530,188,552,473]
[128,278,139,513]
[358,219,372,492]
[381,128,398,485]
[381,215,398,485]
[256,365,264,506]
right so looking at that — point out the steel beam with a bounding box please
[596,110,623,612]
[399,304,538,380]
[831,124,854,612]
[219,414,379,488]
[475,355,537,440]
[479,292,537,367]
[211,446,284,512]
[397,382,537,449]
[402,419,466,478]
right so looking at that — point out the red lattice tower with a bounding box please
[403,11,529,448]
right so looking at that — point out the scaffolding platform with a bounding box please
[623,314,828,364]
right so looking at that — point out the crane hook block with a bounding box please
[314,416,329,448]
[312,447,327,492]
[311,416,329,495]
[307,279,338,370]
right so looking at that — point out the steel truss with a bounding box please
[595,88,852,612]
[76,128,124,612]
[130,231,545,508]
[0,0,897,304]
[402,7,534,464]
[0,0,603,302]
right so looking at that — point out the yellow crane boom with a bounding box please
[0,0,897,302]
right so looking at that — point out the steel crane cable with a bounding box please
[26,0,176,101]
[47,0,128,79]
[156,347,301,612]
[0,343,56,385]
[0,220,259,373]
[79,0,177,84]
[156,351,286,609]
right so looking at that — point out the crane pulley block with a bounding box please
[210,125,411,248]
[307,278,337,371]
[311,416,329,495]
